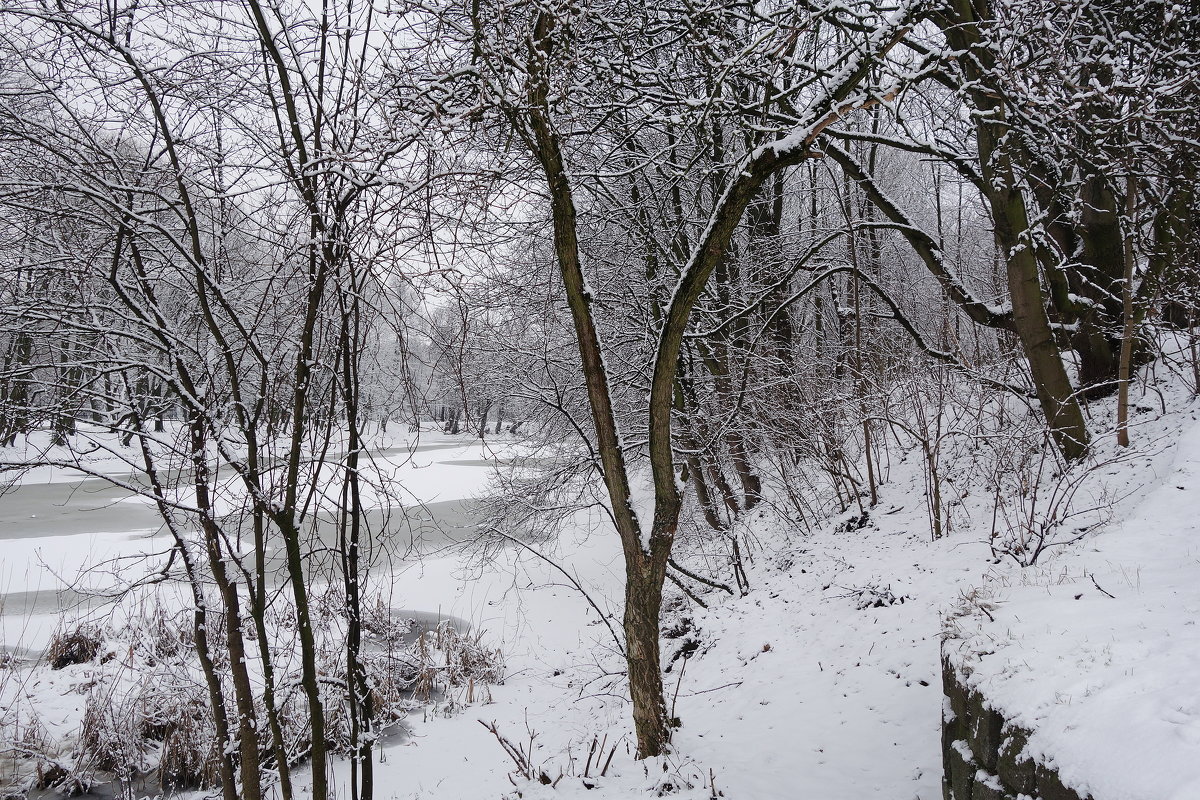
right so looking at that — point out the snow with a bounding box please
[308,447,996,799]
[945,404,1200,800]
[350,386,1200,799]
[4,386,1200,799]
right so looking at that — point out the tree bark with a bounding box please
[935,0,1090,460]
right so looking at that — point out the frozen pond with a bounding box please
[0,435,499,654]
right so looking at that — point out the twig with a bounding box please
[666,571,708,608]
[681,681,742,697]
[668,558,734,595]
[485,527,625,656]
[599,738,618,776]
[1089,573,1116,599]
[669,647,690,722]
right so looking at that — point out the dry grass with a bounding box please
[44,624,102,670]
[5,597,506,795]
[78,687,148,781]
[153,692,221,791]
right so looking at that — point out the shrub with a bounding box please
[45,625,102,670]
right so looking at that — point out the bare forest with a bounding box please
[0,0,1197,798]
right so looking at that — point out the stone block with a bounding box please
[1037,763,1091,800]
[943,653,958,696]
[943,713,958,800]
[971,771,1015,800]
[944,658,970,730]
[996,724,1036,796]
[947,740,976,800]
[966,690,1003,771]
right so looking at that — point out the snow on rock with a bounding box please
[945,408,1200,800]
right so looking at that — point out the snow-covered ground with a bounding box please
[4,381,1199,799]
[349,462,992,800]
[350,392,1200,799]
[945,406,1200,800]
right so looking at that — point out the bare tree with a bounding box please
[0,3,428,798]
[442,0,925,756]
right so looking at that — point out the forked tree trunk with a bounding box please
[624,557,671,745]
[521,11,673,756]
[507,3,913,758]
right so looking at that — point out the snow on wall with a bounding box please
[942,652,1087,800]
[940,401,1200,800]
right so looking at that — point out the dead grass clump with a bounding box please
[362,599,415,644]
[0,712,53,798]
[15,714,51,758]
[363,648,423,721]
[314,641,419,755]
[433,623,505,687]
[403,623,504,705]
[34,760,91,797]
[314,647,354,755]
[46,624,103,670]
[133,675,221,790]
[156,706,220,791]
[274,688,320,763]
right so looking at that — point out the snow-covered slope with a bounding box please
[366,397,1200,799]
[945,409,1200,800]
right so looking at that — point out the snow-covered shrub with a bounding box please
[985,437,1125,566]
[77,686,149,781]
[138,680,221,791]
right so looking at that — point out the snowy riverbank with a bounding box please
[5,388,1200,799]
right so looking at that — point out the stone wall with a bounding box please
[941,652,1091,800]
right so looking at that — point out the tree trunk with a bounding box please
[937,1,1090,460]
[190,418,264,800]
[520,10,671,757]
[998,185,1089,460]
[503,2,910,758]
[624,557,671,753]
[133,429,239,800]
[1117,173,1138,447]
